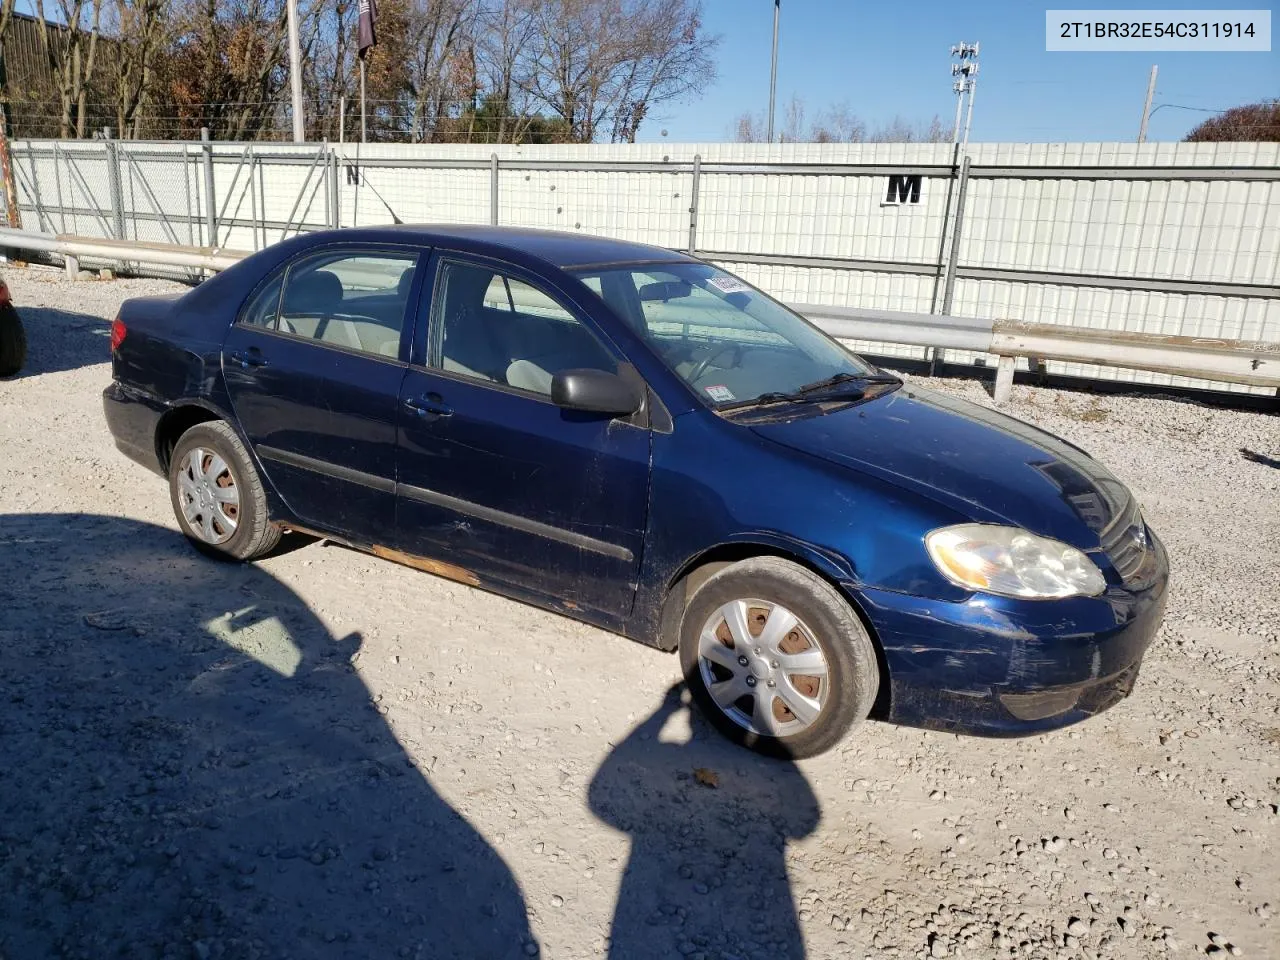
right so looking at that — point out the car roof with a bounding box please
[372,224,697,270]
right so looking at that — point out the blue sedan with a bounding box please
[103,226,1169,756]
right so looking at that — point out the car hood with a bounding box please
[748,385,1133,549]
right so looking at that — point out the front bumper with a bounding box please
[854,533,1169,736]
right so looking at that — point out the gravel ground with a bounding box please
[1,264,1278,960]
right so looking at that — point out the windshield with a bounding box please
[571,261,879,408]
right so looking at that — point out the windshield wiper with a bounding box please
[794,371,901,394]
[719,386,868,411]
[719,371,900,412]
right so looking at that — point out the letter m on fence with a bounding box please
[884,174,922,205]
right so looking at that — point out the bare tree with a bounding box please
[474,0,538,142]
[302,0,355,141]
[522,0,716,143]
[810,101,865,143]
[5,0,715,143]
[1184,101,1280,142]
[33,0,104,138]
[865,114,948,143]
[778,94,805,142]
[731,109,764,143]
[107,0,168,138]
[165,0,291,139]
[0,0,21,225]
[403,0,475,143]
[735,97,948,144]
[0,0,16,114]
[605,0,715,142]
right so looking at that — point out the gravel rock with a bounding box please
[1,267,1277,959]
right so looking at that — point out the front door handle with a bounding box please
[228,348,267,368]
[403,394,453,418]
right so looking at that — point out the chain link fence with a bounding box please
[3,137,1278,392]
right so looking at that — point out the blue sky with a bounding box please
[643,0,1279,142]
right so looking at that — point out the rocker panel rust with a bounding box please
[370,545,481,586]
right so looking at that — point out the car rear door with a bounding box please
[222,245,424,543]
[392,253,651,619]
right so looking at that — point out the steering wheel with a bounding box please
[687,342,741,383]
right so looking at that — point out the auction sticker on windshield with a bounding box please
[706,276,752,295]
[705,384,735,402]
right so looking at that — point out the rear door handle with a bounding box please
[228,349,267,368]
[403,394,452,418]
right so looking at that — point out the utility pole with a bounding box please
[767,0,780,143]
[1138,65,1158,143]
[287,0,305,142]
[950,42,980,147]
[962,74,978,148]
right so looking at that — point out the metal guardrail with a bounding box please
[0,228,247,272]
[2,228,1277,402]
[799,302,1280,400]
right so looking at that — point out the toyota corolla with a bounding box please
[103,226,1169,756]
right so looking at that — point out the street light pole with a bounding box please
[1138,64,1158,143]
[287,0,305,142]
[767,0,780,143]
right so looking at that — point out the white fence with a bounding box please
[5,138,1279,394]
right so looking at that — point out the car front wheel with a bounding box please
[679,556,880,758]
[168,420,281,561]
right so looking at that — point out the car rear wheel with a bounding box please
[679,556,880,758]
[168,420,281,561]
[0,302,27,377]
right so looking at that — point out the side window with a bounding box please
[240,274,283,329]
[277,251,418,359]
[430,260,616,396]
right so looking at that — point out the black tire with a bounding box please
[679,556,880,758]
[168,420,281,561]
[0,302,27,377]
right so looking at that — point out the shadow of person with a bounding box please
[0,513,535,960]
[588,684,819,960]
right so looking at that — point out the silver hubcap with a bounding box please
[177,447,240,545]
[697,599,830,738]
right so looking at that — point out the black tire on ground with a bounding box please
[0,302,27,377]
[168,420,281,561]
[679,556,880,759]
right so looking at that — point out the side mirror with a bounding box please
[550,368,644,416]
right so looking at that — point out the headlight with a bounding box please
[925,524,1106,599]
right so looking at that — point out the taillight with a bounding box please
[110,317,126,351]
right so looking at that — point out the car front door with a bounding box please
[222,245,423,543]
[393,254,651,619]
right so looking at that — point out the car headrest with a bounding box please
[397,268,415,299]
[283,270,343,316]
[447,265,497,311]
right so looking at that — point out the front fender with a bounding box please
[627,410,971,647]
